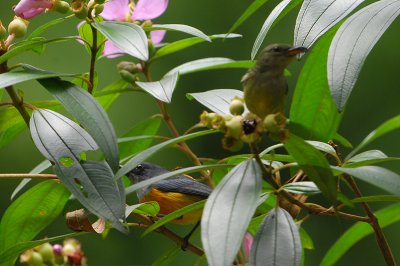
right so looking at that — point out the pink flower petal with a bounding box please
[243,232,253,258]
[13,0,53,19]
[101,0,130,21]
[150,30,166,44]
[131,0,168,20]
[103,40,124,58]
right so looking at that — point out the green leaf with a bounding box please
[252,0,302,59]
[93,21,148,61]
[95,79,130,110]
[117,129,217,179]
[228,0,269,35]
[151,245,181,266]
[125,202,160,217]
[290,26,342,141]
[347,115,400,159]
[39,78,119,172]
[283,181,321,195]
[150,24,211,42]
[187,89,246,115]
[321,203,400,265]
[328,0,400,112]
[300,227,314,250]
[294,0,363,48]
[30,109,126,233]
[164,58,243,76]
[125,164,231,196]
[151,33,241,62]
[0,37,77,64]
[0,181,70,264]
[202,159,262,266]
[332,166,400,195]
[333,132,353,148]
[343,150,400,168]
[347,150,388,163]
[351,195,400,203]
[79,20,106,58]
[119,115,162,160]
[28,15,74,39]
[142,200,206,236]
[249,207,302,266]
[0,64,77,89]
[136,72,179,103]
[261,140,336,158]
[284,133,337,201]
[11,160,52,200]
[0,233,82,265]
[0,101,61,149]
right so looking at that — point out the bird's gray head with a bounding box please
[256,44,307,73]
[127,162,169,184]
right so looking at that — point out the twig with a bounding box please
[133,214,204,256]
[0,57,30,126]
[141,63,211,185]
[0,173,57,179]
[88,23,98,94]
[343,174,395,266]
[250,142,370,222]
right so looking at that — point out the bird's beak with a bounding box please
[287,46,308,56]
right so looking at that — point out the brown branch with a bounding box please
[133,214,204,256]
[344,174,395,266]
[0,57,30,126]
[141,64,211,185]
[0,173,57,179]
[250,142,370,223]
[88,23,98,94]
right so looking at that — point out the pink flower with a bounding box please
[243,232,253,258]
[100,0,168,57]
[13,0,53,19]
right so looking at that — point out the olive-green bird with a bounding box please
[242,44,307,118]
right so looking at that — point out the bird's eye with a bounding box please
[271,47,281,52]
[136,164,143,170]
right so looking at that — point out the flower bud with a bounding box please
[225,115,243,139]
[263,113,288,141]
[71,0,88,19]
[8,17,28,38]
[222,136,243,152]
[52,0,70,14]
[21,250,44,266]
[119,70,137,83]
[0,21,7,39]
[93,4,104,16]
[229,98,244,116]
[36,242,54,262]
[117,61,141,73]
[200,111,216,127]
[263,113,286,133]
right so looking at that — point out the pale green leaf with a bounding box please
[202,160,262,266]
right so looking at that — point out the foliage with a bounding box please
[1,0,400,265]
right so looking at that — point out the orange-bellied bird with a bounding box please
[242,44,307,118]
[127,162,212,225]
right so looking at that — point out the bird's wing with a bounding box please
[154,176,212,198]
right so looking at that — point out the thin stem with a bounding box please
[0,57,30,126]
[141,63,211,184]
[88,23,98,94]
[344,174,395,266]
[250,142,370,222]
[133,214,204,256]
[0,173,57,179]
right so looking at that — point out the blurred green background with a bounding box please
[1,0,400,265]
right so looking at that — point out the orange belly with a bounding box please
[140,188,205,224]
